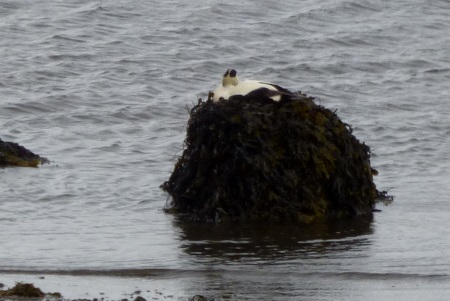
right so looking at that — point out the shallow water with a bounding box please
[1,0,450,300]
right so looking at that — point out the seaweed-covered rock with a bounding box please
[162,92,381,223]
[0,138,48,167]
[0,282,45,298]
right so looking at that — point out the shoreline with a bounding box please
[0,272,189,301]
[2,269,450,301]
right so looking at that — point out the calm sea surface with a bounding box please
[1,0,450,300]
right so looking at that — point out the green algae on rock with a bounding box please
[162,92,384,223]
[0,138,48,167]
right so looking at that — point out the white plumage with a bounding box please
[211,69,286,102]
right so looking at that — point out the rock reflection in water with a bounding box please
[176,216,373,264]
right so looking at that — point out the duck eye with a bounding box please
[229,69,237,77]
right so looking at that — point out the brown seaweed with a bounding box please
[162,92,383,223]
[0,282,46,298]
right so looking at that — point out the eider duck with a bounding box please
[211,69,292,102]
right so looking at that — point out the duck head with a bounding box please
[222,69,239,87]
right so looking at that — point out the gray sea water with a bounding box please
[1,0,450,300]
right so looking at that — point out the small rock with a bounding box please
[134,296,146,301]
[47,292,62,298]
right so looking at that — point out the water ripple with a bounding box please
[1,1,450,297]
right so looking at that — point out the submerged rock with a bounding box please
[188,295,209,301]
[0,138,48,167]
[162,92,384,223]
